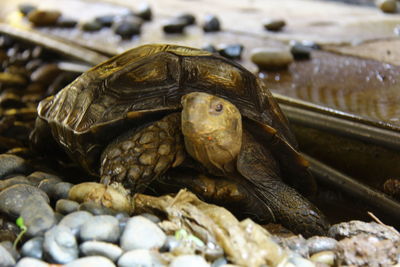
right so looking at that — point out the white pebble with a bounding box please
[310,251,335,266]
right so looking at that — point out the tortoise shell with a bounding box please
[33,44,315,194]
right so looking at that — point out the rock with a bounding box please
[51,182,73,200]
[276,235,309,257]
[336,233,399,266]
[250,47,293,70]
[80,241,123,262]
[18,4,37,16]
[376,0,397,13]
[211,257,228,267]
[0,215,19,242]
[79,202,119,216]
[163,19,187,34]
[203,15,220,32]
[16,257,49,267]
[0,154,29,179]
[136,3,152,21]
[82,20,103,32]
[95,15,115,27]
[288,256,315,267]
[140,213,160,224]
[0,184,49,218]
[263,19,286,31]
[176,13,196,26]
[328,220,400,242]
[218,44,243,60]
[21,237,44,259]
[202,44,218,53]
[27,171,60,186]
[21,194,56,236]
[170,255,210,267]
[56,17,78,28]
[80,215,120,243]
[117,249,164,267]
[114,17,142,39]
[120,216,166,250]
[38,178,62,196]
[65,256,116,267]
[43,225,78,264]
[55,199,80,215]
[0,175,32,191]
[310,251,335,265]
[0,243,16,266]
[59,211,93,237]
[28,10,61,27]
[30,64,61,86]
[307,236,338,255]
[290,41,313,60]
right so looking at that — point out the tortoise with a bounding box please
[30,44,329,236]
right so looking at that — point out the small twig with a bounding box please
[367,211,386,226]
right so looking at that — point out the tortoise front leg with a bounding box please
[100,112,185,193]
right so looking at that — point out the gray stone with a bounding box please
[16,257,49,267]
[120,216,166,251]
[80,215,120,243]
[0,175,32,191]
[307,236,338,255]
[82,20,103,32]
[0,154,29,179]
[38,178,62,196]
[114,19,141,39]
[21,237,44,259]
[80,241,123,262]
[79,201,118,216]
[250,47,293,70]
[203,15,220,32]
[1,241,19,262]
[21,194,56,236]
[43,225,78,264]
[59,211,93,237]
[26,171,60,186]
[140,213,160,224]
[51,182,73,200]
[0,244,16,267]
[56,199,79,215]
[0,184,49,218]
[263,19,286,31]
[65,256,116,267]
[170,255,210,267]
[117,249,164,267]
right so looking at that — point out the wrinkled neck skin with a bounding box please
[181,92,242,176]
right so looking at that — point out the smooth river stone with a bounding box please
[79,215,120,243]
[59,211,93,237]
[21,194,56,236]
[117,249,164,267]
[170,255,210,267]
[0,154,29,179]
[80,241,123,262]
[120,216,166,251]
[43,225,78,264]
[250,47,293,70]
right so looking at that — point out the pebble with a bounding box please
[27,171,60,186]
[307,236,338,255]
[114,19,142,39]
[58,211,93,237]
[57,17,78,28]
[0,243,16,267]
[177,13,196,26]
[80,215,120,243]
[51,182,73,200]
[28,10,61,27]
[136,3,152,21]
[82,20,103,32]
[43,225,78,264]
[30,63,61,85]
[211,257,228,267]
[16,257,49,267]
[163,19,187,34]
[376,0,397,13]
[170,255,210,267]
[80,241,123,262]
[263,19,286,31]
[56,199,80,215]
[18,4,37,16]
[141,213,161,224]
[38,178,62,196]
[290,42,313,60]
[0,154,29,179]
[120,216,166,250]
[21,237,44,259]
[79,201,119,216]
[278,235,309,257]
[250,47,294,70]
[0,175,32,191]
[218,44,243,60]
[1,241,19,262]
[65,256,116,267]
[203,15,221,32]
[95,15,115,27]
[310,251,335,266]
[21,194,56,236]
[117,249,164,267]
[202,44,218,53]
[0,184,49,218]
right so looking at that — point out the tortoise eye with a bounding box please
[215,103,223,112]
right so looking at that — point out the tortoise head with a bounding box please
[181,92,242,175]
